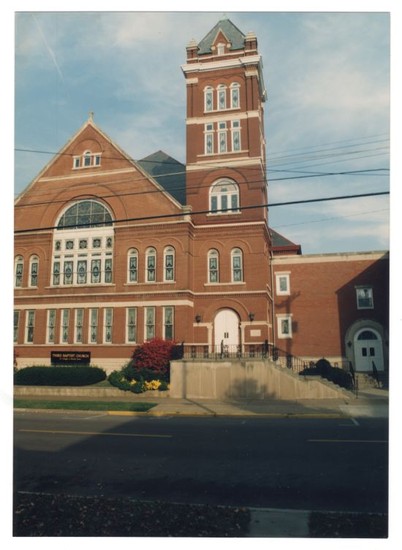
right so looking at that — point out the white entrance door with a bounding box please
[354,329,384,372]
[214,309,239,354]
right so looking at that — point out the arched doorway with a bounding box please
[214,309,240,353]
[354,328,384,372]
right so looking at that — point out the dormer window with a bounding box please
[217,42,225,55]
[73,150,102,169]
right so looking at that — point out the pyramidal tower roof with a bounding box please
[197,18,246,54]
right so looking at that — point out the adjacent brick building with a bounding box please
[14,18,389,378]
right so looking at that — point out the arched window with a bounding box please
[15,256,24,288]
[217,85,227,110]
[83,150,92,167]
[128,249,138,283]
[210,179,240,214]
[52,200,114,287]
[208,249,219,283]
[204,86,213,112]
[231,248,243,282]
[57,200,112,229]
[164,246,175,282]
[146,247,156,282]
[29,255,39,287]
[230,82,240,109]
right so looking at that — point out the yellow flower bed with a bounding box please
[144,379,162,391]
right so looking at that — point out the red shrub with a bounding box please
[131,338,176,374]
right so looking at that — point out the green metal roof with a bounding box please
[197,18,246,55]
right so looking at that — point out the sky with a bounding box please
[11,6,393,257]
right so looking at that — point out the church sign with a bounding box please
[51,351,91,366]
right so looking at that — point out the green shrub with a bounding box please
[14,366,106,386]
[107,370,133,391]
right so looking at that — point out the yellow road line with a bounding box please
[308,439,387,443]
[19,429,172,439]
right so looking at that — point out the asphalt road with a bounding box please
[14,411,388,513]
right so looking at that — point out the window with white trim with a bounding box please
[52,200,114,287]
[217,42,225,56]
[164,246,175,282]
[231,120,241,151]
[14,310,20,343]
[146,248,156,282]
[126,308,137,343]
[89,309,98,344]
[103,308,113,343]
[275,273,290,295]
[356,286,374,309]
[205,123,214,155]
[163,307,174,340]
[74,309,84,343]
[145,307,155,340]
[230,83,240,108]
[47,309,56,344]
[210,180,240,214]
[217,85,226,110]
[15,256,24,288]
[208,249,219,283]
[231,248,243,282]
[72,150,102,169]
[128,249,138,282]
[204,86,213,112]
[277,314,292,338]
[29,255,39,287]
[60,309,70,344]
[218,122,227,153]
[25,310,35,344]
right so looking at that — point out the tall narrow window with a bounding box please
[75,309,84,343]
[104,257,113,283]
[204,86,213,112]
[205,123,214,155]
[83,150,92,167]
[63,260,74,285]
[128,249,138,282]
[47,309,56,344]
[146,248,156,282]
[277,314,292,338]
[231,248,243,282]
[91,259,101,284]
[53,261,61,285]
[275,273,290,296]
[25,310,35,343]
[103,308,113,343]
[218,85,226,110]
[208,249,219,283]
[29,256,39,287]
[77,260,87,284]
[218,122,227,153]
[15,256,24,288]
[230,83,240,108]
[145,307,155,340]
[164,247,175,281]
[60,309,70,343]
[14,310,20,343]
[89,309,98,344]
[127,308,137,343]
[231,120,241,151]
[164,307,174,340]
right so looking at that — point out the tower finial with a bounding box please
[88,111,94,122]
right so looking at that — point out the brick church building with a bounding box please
[14,19,389,378]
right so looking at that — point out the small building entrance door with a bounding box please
[354,328,384,372]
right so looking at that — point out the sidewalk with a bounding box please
[14,385,389,418]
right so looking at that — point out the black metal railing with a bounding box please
[177,342,310,374]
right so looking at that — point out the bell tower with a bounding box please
[181,18,268,225]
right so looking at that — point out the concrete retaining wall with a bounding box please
[170,359,351,400]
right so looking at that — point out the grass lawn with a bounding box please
[14,399,156,412]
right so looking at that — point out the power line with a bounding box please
[14,190,389,235]
[14,167,389,208]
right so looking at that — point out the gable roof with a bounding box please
[138,150,186,205]
[197,18,246,55]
